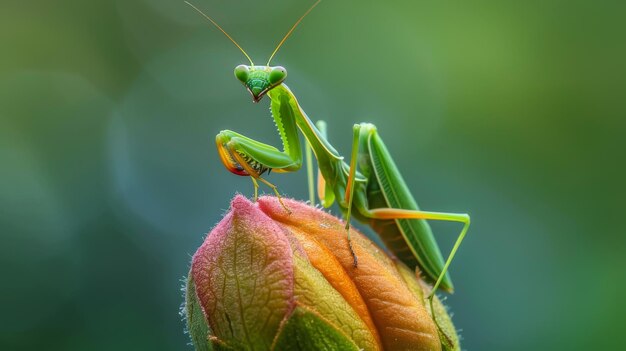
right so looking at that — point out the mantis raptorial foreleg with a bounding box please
[216,129,299,212]
[216,130,300,174]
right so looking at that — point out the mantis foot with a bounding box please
[256,177,292,214]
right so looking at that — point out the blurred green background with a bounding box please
[1,0,625,350]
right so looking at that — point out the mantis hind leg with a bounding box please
[366,208,470,308]
[370,209,469,286]
[369,209,469,347]
[346,125,470,339]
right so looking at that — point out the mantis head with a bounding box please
[234,65,287,103]
[186,0,319,101]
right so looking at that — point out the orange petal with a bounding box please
[258,196,441,351]
[288,225,382,350]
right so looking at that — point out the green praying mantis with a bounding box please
[187,0,470,332]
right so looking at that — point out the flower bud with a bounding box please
[184,195,460,351]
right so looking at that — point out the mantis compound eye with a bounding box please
[234,65,249,83]
[269,66,287,85]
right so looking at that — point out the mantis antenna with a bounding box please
[267,0,322,65]
[185,1,255,66]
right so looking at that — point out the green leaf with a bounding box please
[272,306,360,351]
[292,255,378,350]
[185,274,212,351]
[395,261,460,351]
[429,290,460,351]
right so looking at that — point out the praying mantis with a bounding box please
[187,0,470,331]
